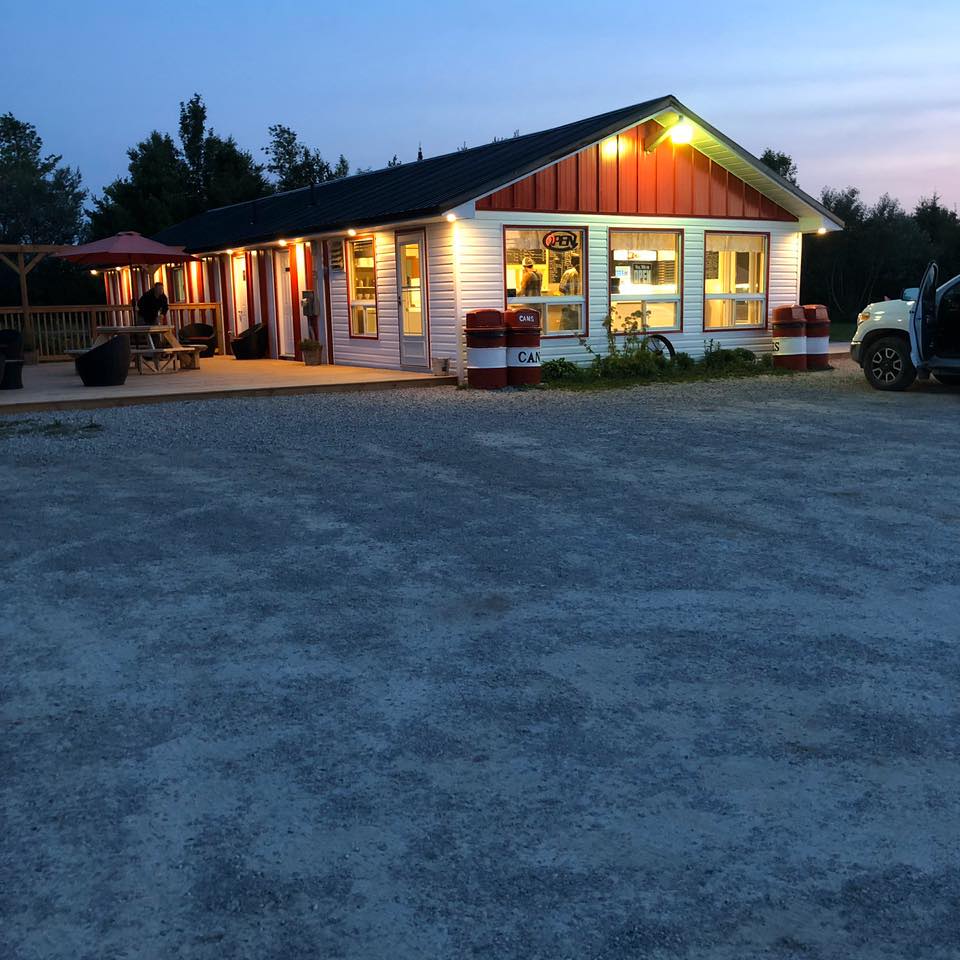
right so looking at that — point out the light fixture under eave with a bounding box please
[90,269,98,276]
[669,119,694,145]
[347,228,357,237]
[601,137,618,160]
[226,248,234,255]
[817,227,827,235]
[445,212,457,223]
[278,238,287,247]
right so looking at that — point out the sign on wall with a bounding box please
[542,230,579,252]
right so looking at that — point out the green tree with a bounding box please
[759,148,798,185]
[801,187,930,320]
[90,94,271,238]
[914,193,960,279]
[264,126,351,189]
[0,113,86,244]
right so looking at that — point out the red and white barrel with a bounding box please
[802,304,831,371]
[465,309,507,389]
[503,306,541,386]
[771,305,807,371]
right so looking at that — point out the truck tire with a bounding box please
[863,337,916,391]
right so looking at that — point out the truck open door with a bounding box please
[910,261,938,367]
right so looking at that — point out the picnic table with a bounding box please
[67,324,200,374]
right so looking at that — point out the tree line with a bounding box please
[1,100,958,319]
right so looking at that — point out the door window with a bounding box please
[399,241,423,336]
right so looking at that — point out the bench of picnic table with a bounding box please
[133,344,200,373]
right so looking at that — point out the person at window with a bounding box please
[519,256,542,297]
[137,283,169,325]
[559,254,581,296]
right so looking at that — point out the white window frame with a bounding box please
[608,228,682,334]
[504,225,588,338]
[703,231,768,331]
[347,236,378,339]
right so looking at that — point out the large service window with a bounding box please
[348,237,377,337]
[609,230,681,332]
[704,233,767,329]
[505,227,586,336]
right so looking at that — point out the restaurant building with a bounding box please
[105,95,842,370]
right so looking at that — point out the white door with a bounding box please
[396,232,429,370]
[232,256,248,332]
[277,249,295,356]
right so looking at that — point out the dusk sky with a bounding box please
[7,0,959,210]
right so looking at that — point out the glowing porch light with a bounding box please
[278,238,288,246]
[670,119,694,144]
[347,228,357,236]
[445,212,457,222]
[601,137,618,159]
[226,248,234,255]
[90,269,98,276]
[817,227,827,235]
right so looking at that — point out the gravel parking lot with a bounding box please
[2,358,959,960]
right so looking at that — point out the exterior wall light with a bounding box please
[90,269,98,276]
[817,227,827,235]
[670,119,694,144]
[226,249,234,255]
[601,138,618,159]
[278,239,287,246]
[347,228,357,237]
[445,213,457,222]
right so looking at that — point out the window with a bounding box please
[609,230,681,333]
[167,265,187,303]
[348,237,377,337]
[505,227,586,335]
[704,233,767,329]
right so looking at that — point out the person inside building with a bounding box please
[137,282,169,325]
[519,256,542,297]
[559,254,581,296]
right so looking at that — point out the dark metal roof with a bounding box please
[153,95,838,252]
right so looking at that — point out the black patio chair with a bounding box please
[75,335,131,387]
[179,322,217,358]
[0,329,24,389]
[231,323,268,360]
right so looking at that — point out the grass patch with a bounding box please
[0,418,103,439]
[542,342,794,392]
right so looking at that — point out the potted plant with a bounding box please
[300,338,323,366]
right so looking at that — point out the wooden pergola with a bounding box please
[0,243,69,348]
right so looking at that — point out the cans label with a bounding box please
[507,347,541,366]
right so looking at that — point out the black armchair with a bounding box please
[179,322,217,358]
[0,329,24,389]
[231,323,268,360]
[75,335,131,387]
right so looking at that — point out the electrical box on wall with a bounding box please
[301,289,318,317]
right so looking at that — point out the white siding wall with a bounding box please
[457,211,803,361]
[425,221,459,363]
[328,232,401,368]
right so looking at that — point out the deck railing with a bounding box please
[0,302,224,360]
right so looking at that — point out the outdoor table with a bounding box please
[68,324,200,374]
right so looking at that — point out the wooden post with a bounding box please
[16,252,35,361]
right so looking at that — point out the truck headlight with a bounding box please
[857,311,871,323]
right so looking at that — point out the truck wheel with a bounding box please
[933,373,960,386]
[863,337,916,391]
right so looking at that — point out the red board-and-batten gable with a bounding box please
[475,120,797,222]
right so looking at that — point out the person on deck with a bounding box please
[137,283,169,325]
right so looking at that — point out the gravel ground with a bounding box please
[2,358,959,960]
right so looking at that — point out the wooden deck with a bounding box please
[0,357,457,414]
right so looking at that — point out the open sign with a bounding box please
[542,230,578,252]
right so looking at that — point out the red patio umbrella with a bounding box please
[54,231,197,267]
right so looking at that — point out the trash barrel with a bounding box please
[802,304,831,371]
[465,309,507,389]
[771,305,807,371]
[503,306,541,386]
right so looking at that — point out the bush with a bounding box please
[701,341,760,372]
[673,351,695,371]
[592,347,661,380]
[541,357,583,382]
